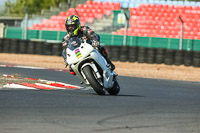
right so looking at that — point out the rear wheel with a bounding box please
[82,66,106,95]
[106,80,120,95]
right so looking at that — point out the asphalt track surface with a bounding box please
[0,66,200,133]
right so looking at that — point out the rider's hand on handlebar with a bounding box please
[92,40,100,47]
[62,41,67,47]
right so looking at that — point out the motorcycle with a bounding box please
[65,37,120,95]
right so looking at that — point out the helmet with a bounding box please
[65,15,81,36]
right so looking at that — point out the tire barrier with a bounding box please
[0,38,3,52]
[27,41,36,54]
[18,40,28,54]
[43,42,53,55]
[0,38,4,52]
[119,46,129,62]
[164,49,175,65]
[184,50,193,66]
[129,46,138,62]
[3,38,11,53]
[156,48,165,64]
[110,46,121,61]
[0,38,200,67]
[52,43,62,56]
[10,39,19,53]
[138,47,147,63]
[146,48,156,64]
[174,50,184,66]
[193,51,200,67]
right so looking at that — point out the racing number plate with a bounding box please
[75,49,82,59]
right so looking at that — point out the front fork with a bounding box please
[81,62,102,84]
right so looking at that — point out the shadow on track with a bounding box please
[90,93,144,97]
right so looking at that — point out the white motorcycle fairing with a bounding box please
[66,42,115,89]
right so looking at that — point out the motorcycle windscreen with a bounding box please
[68,37,81,51]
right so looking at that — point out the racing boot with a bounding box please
[106,58,115,71]
[99,46,115,71]
[64,59,68,68]
[69,65,76,75]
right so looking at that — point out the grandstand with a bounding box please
[29,0,200,40]
[114,4,200,40]
[29,1,120,31]
[97,0,200,8]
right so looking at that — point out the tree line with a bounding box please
[4,0,68,15]
[3,0,200,16]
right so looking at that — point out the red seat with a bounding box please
[87,18,94,23]
[93,1,103,6]
[113,31,120,35]
[85,8,92,14]
[103,2,112,10]
[85,1,93,5]
[59,20,65,25]
[95,13,103,20]
[76,4,84,9]
[96,9,104,14]
[50,15,58,20]
[104,10,112,16]
[87,13,95,18]
[90,9,96,14]
[59,12,68,17]
[67,8,76,15]
[32,24,42,30]
[82,13,88,18]
[76,8,84,14]
[113,2,120,10]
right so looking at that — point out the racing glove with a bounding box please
[62,34,71,47]
[92,40,100,47]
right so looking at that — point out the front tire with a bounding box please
[82,66,106,95]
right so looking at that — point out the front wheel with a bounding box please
[82,66,106,95]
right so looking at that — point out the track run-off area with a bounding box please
[0,64,200,133]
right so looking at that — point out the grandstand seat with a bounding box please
[103,2,112,9]
[113,2,121,10]
[85,1,93,5]
[50,15,58,20]
[104,10,112,16]
[95,13,103,20]
[67,8,76,15]
[93,1,103,6]
[87,18,94,23]
[32,24,42,30]
[87,13,95,18]
[59,12,68,17]
[76,4,84,9]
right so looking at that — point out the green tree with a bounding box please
[4,0,67,15]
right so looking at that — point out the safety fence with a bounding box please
[0,38,200,67]
[4,27,200,51]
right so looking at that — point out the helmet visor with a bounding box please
[66,24,76,31]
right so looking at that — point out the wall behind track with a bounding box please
[4,27,200,51]
[0,38,200,67]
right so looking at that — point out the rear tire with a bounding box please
[106,81,120,95]
[82,66,106,95]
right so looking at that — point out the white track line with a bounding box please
[14,65,46,69]
[39,80,82,88]
[3,83,38,90]
[55,82,82,88]
[35,83,69,90]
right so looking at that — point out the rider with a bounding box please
[62,15,115,71]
